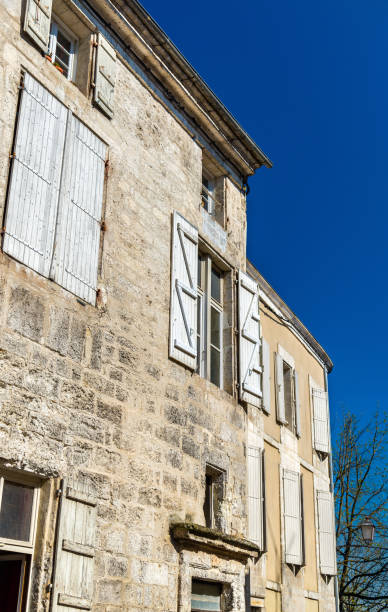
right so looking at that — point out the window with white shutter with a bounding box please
[294,371,301,438]
[24,0,53,53]
[51,480,97,611]
[283,469,304,566]
[261,338,271,414]
[247,447,265,549]
[94,33,117,118]
[312,388,330,454]
[275,353,286,424]
[238,270,262,407]
[169,211,198,370]
[317,490,337,575]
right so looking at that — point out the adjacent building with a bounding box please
[0,1,337,610]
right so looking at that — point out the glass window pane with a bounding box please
[0,481,34,542]
[211,307,221,349]
[191,580,221,611]
[211,267,221,302]
[57,29,72,53]
[197,256,202,288]
[210,346,220,387]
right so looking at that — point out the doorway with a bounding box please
[0,554,28,612]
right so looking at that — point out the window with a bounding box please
[247,447,266,550]
[197,254,223,388]
[275,351,301,437]
[201,173,215,216]
[203,465,225,530]
[49,20,77,80]
[3,73,107,305]
[312,387,330,455]
[283,470,305,567]
[191,580,222,612]
[317,490,337,576]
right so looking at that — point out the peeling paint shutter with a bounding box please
[51,480,97,611]
[275,353,286,423]
[247,447,263,549]
[94,33,117,118]
[261,338,271,414]
[317,490,337,575]
[312,388,329,453]
[169,211,198,369]
[50,114,107,305]
[3,73,67,277]
[283,470,302,565]
[238,271,262,407]
[24,0,52,52]
[294,371,301,438]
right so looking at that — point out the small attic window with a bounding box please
[49,20,77,80]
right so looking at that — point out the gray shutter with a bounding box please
[94,33,117,118]
[51,480,97,611]
[317,490,337,575]
[247,447,263,549]
[275,353,286,423]
[24,0,52,52]
[261,338,271,414]
[238,270,262,407]
[283,469,302,565]
[3,73,67,277]
[169,211,198,369]
[50,114,107,305]
[294,371,301,438]
[312,388,329,453]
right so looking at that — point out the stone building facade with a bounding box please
[0,1,337,611]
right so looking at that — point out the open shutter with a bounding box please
[275,353,286,423]
[261,338,271,414]
[317,491,337,575]
[3,73,67,277]
[51,480,97,611]
[283,470,302,565]
[238,270,262,406]
[50,114,107,305]
[294,371,301,438]
[94,33,117,118]
[24,0,52,52]
[247,447,263,549]
[312,388,329,453]
[169,211,198,369]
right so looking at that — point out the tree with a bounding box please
[334,412,388,612]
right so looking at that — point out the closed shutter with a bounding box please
[294,371,301,438]
[312,388,329,453]
[51,480,97,611]
[317,490,337,575]
[94,33,117,118]
[50,114,107,305]
[3,73,67,277]
[247,447,263,548]
[24,0,52,52]
[169,211,198,369]
[275,353,286,423]
[261,338,271,414]
[283,469,302,565]
[238,270,262,407]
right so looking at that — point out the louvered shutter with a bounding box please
[275,353,286,423]
[283,470,302,565]
[247,447,263,548]
[312,388,329,453]
[294,371,301,438]
[169,211,198,369]
[3,73,67,277]
[261,338,271,414]
[94,33,117,118]
[238,270,262,406]
[51,480,97,611]
[50,114,107,305]
[317,491,337,575]
[24,0,52,52]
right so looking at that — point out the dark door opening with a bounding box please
[0,555,28,612]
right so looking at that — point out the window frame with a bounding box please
[0,474,40,554]
[201,172,216,216]
[49,17,78,81]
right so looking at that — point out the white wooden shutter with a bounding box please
[51,480,97,611]
[3,73,67,277]
[50,114,107,305]
[317,490,337,575]
[94,33,117,118]
[312,388,329,453]
[261,338,271,414]
[247,447,263,548]
[24,0,52,52]
[275,353,286,423]
[238,270,262,406]
[283,469,302,565]
[169,211,198,369]
[294,371,301,438]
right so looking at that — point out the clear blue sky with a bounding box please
[141,0,388,428]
